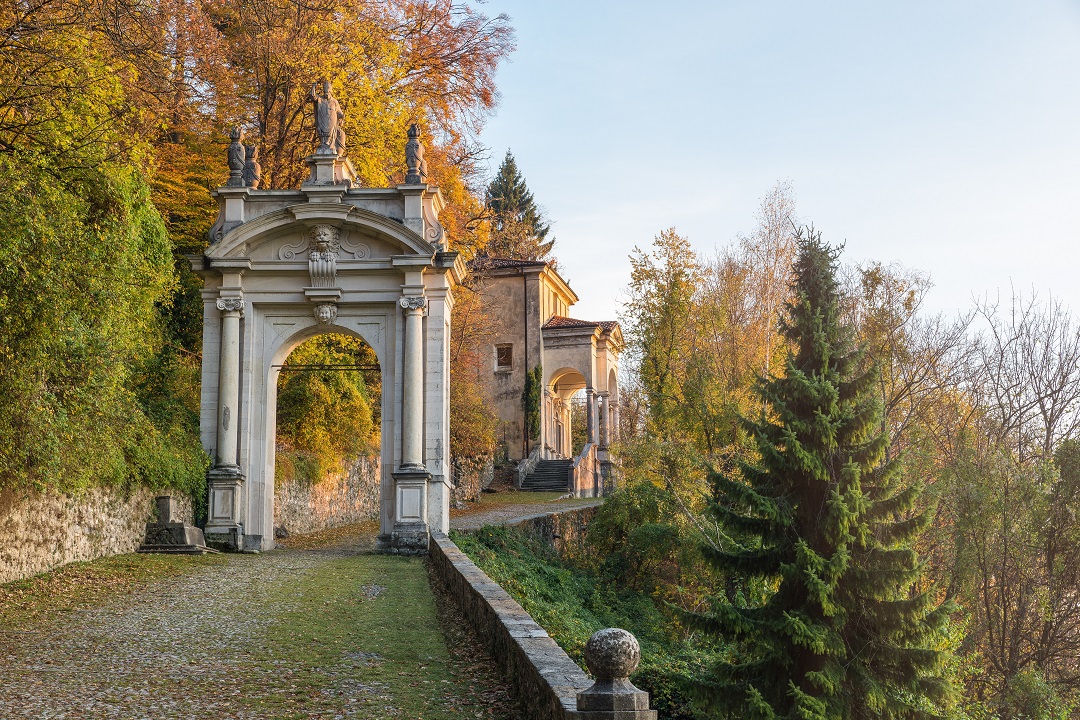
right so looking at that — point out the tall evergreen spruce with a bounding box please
[484,150,554,261]
[694,230,954,719]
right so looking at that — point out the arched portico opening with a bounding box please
[546,367,587,459]
[270,331,382,537]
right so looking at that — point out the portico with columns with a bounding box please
[472,258,621,495]
[193,122,463,552]
[542,316,622,461]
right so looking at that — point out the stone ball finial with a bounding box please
[584,628,640,680]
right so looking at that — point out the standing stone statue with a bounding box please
[242,143,262,189]
[404,123,427,184]
[310,80,346,156]
[226,126,246,187]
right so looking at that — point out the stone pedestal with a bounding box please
[301,153,357,201]
[138,496,215,555]
[386,468,431,554]
[205,467,244,551]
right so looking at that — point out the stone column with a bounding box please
[565,399,574,455]
[543,389,552,458]
[215,297,243,469]
[612,401,621,445]
[399,296,426,469]
[585,388,597,445]
[390,294,431,554]
[206,295,245,551]
[599,392,610,448]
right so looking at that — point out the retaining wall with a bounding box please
[506,505,599,558]
[274,454,380,537]
[429,531,590,720]
[451,455,494,509]
[0,486,193,584]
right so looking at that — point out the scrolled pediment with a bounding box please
[207,203,434,262]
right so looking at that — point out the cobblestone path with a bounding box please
[0,528,512,720]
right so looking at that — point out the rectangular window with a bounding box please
[496,344,513,370]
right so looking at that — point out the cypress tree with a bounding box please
[693,229,954,719]
[485,150,554,261]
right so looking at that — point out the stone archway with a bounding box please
[191,140,463,553]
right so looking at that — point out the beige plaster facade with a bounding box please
[473,259,621,469]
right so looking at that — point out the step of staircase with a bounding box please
[520,460,574,492]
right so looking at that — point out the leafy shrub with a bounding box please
[0,153,208,502]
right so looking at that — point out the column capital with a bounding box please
[399,296,427,312]
[216,296,245,316]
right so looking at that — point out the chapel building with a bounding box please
[472,258,621,496]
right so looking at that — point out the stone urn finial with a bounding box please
[242,143,261,188]
[585,627,641,681]
[572,628,656,719]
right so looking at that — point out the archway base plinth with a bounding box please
[379,468,432,554]
[379,525,429,555]
[205,467,245,552]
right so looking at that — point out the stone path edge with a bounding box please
[429,530,590,720]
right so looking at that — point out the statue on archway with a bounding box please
[310,80,346,156]
[226,126,246,186]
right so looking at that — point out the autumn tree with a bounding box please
[0,2,207,498]
[276,335,379,482]
[694,230,953,719]
[942,292,1080,717]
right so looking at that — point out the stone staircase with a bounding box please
[520,459,573,492]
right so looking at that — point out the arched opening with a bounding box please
[547,368,587,459]
[268,329,383,539]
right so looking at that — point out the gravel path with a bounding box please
[0,529,509,719]
[1,551,322,719]
[449,497,603,531]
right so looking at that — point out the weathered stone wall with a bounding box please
[508,505,598,558]
[0,486,193,585]
[451,455,494,508]
[429,532,589,720]
[273,455,380,537]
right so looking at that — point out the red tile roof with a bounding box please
[469,256,549,271]
[543,315,620,332]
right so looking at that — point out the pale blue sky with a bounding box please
[477,0,1080,324]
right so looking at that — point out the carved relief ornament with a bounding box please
[278,225,370,262]
[308,224,339,288]
[314,303,338,324]
[398,296,427,312]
